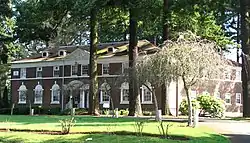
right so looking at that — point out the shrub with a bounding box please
[197,94,225,118]
[134,120,146,136]
[143,111,152,116]
[61,108,88,115]
[157,121,173,138]
[59,117,75,134]
[179,99,200,115]
[119,109,129,116]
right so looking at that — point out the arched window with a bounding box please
[18,82,27,104]
[100,81,110,104]
[34,82,43,104]
[141,83,153,104]
[51,81,60,104]
[120,82,129,104]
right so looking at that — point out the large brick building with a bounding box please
[10,40,242,115]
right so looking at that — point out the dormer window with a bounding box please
[42,51,49,58]
[107,47,116,53]
[58,50,66,57]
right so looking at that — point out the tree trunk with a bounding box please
[128,8,139,116]
[152,88,160,121]
[182,77,192,126]
[240,0,250,117]
[135,87,142,116]
[161,0,169,115]
[88,9,99,116]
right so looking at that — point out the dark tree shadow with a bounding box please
[223,134,250,143]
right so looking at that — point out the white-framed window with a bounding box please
[20,68,26,78]
[82,65,88,75]
[13,71,19,76]
[36,67,42,78]
[202,91,209,95]
[53,66,60,77]
[122,62,129,74]
[190,90,196,100]
[58,50,66,56]
[102,64,109,75]
[120,82,129,104]
[100,82,110,104]
[71,64,78,76]
[235,69,241,81]
[225,93,231,104]
[42,51,49,58]
[224,70,231,80]
[236,93,242,104]
[18,82,27,104]
[141,83,153,104]
[214,92,221,99]
[34,82,44,104]
[51,81,60,104]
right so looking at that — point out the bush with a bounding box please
[179,94,225,118]
[59,117,75,134]
[61,108,88,115]
[197,94,225,118]
[179,99,200,115]
[143,111,152,116]
[119,109,129,116]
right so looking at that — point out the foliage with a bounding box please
[157,121,173,138]
[61,108,88,115]
[143,111,152,116]
[179,100,200,116]
[133,120,146,136]
[197,94,225,118]
[59,117,75,134]
[119,109,129,116]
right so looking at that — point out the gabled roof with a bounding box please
[12,40,160,64]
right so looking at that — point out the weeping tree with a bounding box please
[162,32,226,127]
[136,49,173,121]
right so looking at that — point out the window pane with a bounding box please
[102,91,109,102]
[52,90,60,102]
[143,89,152,102]
[122,89,129,101]
[103,64,109,74]
[82,65,88,75]
[35,90,42,103]
[19,91,26,102]
[72,65,78,75]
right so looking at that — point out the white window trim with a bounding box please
[53,66,60,77]
[225,93,232,105]
[122,62,129,74]
[13,71,19,76]
[224,70,231,80]
[18,83,27,104]
[235,70,241,81]
[235,93,242,105]
[36,67,42,78]
[120,82,129,104]
[71,65,78,76]
[141,85,153,104]
[34,83,44,104]
[100,90,110,104]
[81,64,88,76]
[20,68,26,79]
[50,82,60,104]
[214,92,221,99]
[102,63,109,75]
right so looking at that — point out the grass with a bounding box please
[0,115,229,143]
[228,117,250,121]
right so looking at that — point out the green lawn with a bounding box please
[0,115,229,143]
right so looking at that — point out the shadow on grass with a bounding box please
[0,115,144,125]
[0,132,229,143]
[223,133,250,143]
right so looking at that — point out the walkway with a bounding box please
[199,119,250,143]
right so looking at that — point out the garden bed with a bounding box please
[0,128,189,140]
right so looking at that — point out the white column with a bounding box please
[80,90,85,108]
